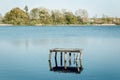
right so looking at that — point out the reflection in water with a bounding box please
[2,37,88,47]
[50,66,83,74]
[48,48,83,74]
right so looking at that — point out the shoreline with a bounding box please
[0,24,13,26]
[35,23,117,26]
[0,23,119,27]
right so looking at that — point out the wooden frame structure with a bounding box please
[48,48,83,73]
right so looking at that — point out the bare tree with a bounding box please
[30,8,39,19]
[75,9,88,23]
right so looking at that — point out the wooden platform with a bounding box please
[49,48,83,73]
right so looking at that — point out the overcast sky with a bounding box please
[0,0,120,17]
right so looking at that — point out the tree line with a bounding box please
[0,6,120,25]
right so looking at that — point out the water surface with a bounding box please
[0,26,120,80]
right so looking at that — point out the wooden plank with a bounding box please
[50,48,82,53]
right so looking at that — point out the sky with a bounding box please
[0,0,120,17]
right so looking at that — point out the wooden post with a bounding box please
[48,60,52,70]
[48,50,52,70]
[80,51,82,68]
[69,53,71,66]
[60,52,62,66]
[55,52,58,67]
[76,54,80,72]
[49,50,52,61]
[74,53,75,64]
[64,52,67,69]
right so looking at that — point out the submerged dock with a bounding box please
[48,48,83,73]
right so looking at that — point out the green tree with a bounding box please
[64,11,77,24]
[4,7,29,25]
[39,7,51,24]
[51,10,65,24]
[30,7,52,24]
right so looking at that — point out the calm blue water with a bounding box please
[0,26,120,80]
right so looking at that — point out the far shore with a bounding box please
[35,24,117,26]
[0,23,118,26]
[29,24,118,26]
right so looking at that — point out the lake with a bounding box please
[0,26,120,80]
